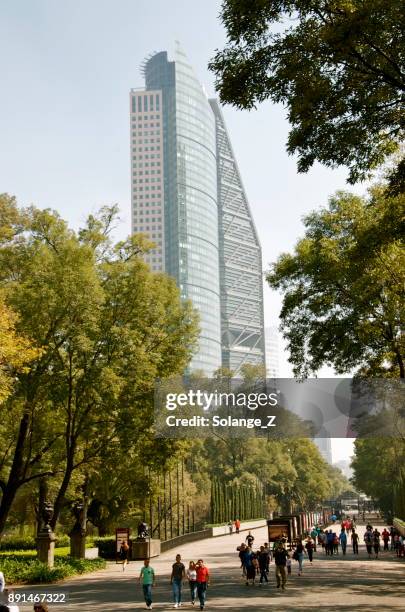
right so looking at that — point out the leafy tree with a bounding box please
[351,437,405,520]
[267,186,405,378]
[0,197,199,535]
[209,0,405,189]
[0,297,40,404]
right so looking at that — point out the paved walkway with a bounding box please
[13,524,405,611]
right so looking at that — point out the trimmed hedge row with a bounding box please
[0,535,71,551]
[0,556,106,584]
[94,537,116,559]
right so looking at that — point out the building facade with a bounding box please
[265,326,280,379]
[131,46,265,374]
[210,100,266,372]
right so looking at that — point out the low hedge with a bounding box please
[0,547,71,558]
[0,556,106,584]
[0,534,71,551]
[94,537,116,559]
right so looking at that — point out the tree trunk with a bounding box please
[50,453,74,531]
[0,413,30,535]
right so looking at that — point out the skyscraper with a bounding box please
[210,100,266,372]
[130,45,265,374]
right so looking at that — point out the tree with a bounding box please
[267,186,405,378]
[0,197,199,535]
[209,0,405,189]
[351,437,405,520]
[0,298,40,404]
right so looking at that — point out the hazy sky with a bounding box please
[0,0,363,462]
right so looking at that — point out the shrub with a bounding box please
[0,534,70,551]
[0,556,106,584]
[94,537,116,559]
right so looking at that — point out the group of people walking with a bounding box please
[237,530,316,590]
[138,554,209,610]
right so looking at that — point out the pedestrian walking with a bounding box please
[373,529,381,559]
[234,518,241,534]
[390,526,395,550]
[351,530,359,554]
[274,542,289,591]
[0,572,4,594]
[258,546,269,584]
[187,561,197,606]
[318,530,326,552]
[243,547,256,586]
[139,558,156,610]
[264,542,271,565]
[333,532,339,555]
[339,529,347,555]
[381,529,390,551]
[228,520,233,534]
[305,537,314,563]
[364,528,373,558]
[310,527,318,551]
[326,530,334,556]
[119,539,130,571]
[245,531,254,547]
[171,553,186,609]
[286,557,292,575]
[195,559,209,611]
[294,540,306,575]
[237,543,246,576]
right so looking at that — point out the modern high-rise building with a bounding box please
[130,45,265,374]
[210,100,266,372]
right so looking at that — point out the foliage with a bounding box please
[267,186,405,378]
[0,555,105,584]
[0,195,199,535]
[0,534,70,551]
[197,435,349,516]
[0,297,40,404]
[210,479,264,523]
[351,437,405,521]
[94,537,116,559]
[209,0,405,189]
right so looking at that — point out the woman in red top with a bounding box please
[195,559,210,611]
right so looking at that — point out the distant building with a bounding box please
[130,45,265,374]
[315,438,333,464]
[265,326,280,379]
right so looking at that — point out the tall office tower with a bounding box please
[210,100,266,372]
[131,46,266,374]
[130,45,222,374]
[265,326,280,379]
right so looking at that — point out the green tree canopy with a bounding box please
[351,437,405,520]
[209,0,405,189]
[0,195,199,535]
[267,186,405,378]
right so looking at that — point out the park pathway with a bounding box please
[14,523,405,611]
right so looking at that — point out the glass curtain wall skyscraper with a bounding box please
[210,100,266,371]
[130,45,265,374]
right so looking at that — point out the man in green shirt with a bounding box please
[139,558,156,610]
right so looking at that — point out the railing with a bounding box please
[160,518,266,552]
